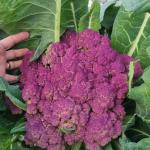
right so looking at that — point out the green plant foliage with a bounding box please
[0,92,7,111]
[111,7,150,68]
[0,77,26,111]
[78,0,101,32]
[120,135,150,150]
[121,0,150,12]
[100,0,117,22]
[10,118,25,134]
[129,67,150,121]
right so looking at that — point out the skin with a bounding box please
[0,32,29,82]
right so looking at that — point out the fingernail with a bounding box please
[21,32,30,37]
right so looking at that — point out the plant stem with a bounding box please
[55,0,61,42]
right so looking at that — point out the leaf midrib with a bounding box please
[129,128,150,138]
[54,0,61,42]
[70,2,78,32]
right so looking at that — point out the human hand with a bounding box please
[0,32,29,82]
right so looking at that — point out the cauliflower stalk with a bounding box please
[20,29,142,150]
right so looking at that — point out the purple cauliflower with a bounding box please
[20,29,142,150]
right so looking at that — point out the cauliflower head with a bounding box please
[20,29,142,150]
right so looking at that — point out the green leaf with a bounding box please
[78,0,101,32]
[0,77,26,111]
[71,142,82,150]
[128,13,150,57]
[11,140,43,150]
[122,117,150,147]
[102,143,113,150]
[123,115,136,132]
[111,139,122,150]
[0,113,17,134]
[31,33,52,61]
[30,0,61,60]
[0,134,12,150]
[0,92,7,111]
[11,118,25,134]
[0,30,8,39]
[101,5,119,30]
[120,135,150,150]
[139,36,150,67]
[100,0,117,22]
[129,67,150,121]
[61,0,88,30]
[0,0,89,60]
[111,7,150,68]
[121,0,150,12]
[0,112,21,150]
[12,144,30,150]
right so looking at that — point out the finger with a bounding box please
[6,48,29,60]
[0,43,5,54]
[0,50,6,76]
[0,32,29,50]
[6,60,23,70]
[4,74,19,82]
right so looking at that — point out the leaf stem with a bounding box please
[128,12,150,56]
[55,0,61,42]
[70,1,78,32]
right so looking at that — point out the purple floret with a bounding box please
[25,114,64,149]
[21,29,143,150]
